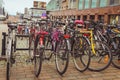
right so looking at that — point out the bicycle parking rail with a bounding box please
[1,32,30,57]
[1,32,6,56]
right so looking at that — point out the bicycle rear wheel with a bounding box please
[73,36,91,72]
[111,37,120,69]
[88,40,112,71]
[34,37,43,77]
[55,39,69,75]
[44,37,53,59]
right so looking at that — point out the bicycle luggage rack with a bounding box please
[1,32,30,57]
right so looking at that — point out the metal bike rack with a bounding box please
[1,33,30,56]
[1,32,6,56]
[15,34,30,50]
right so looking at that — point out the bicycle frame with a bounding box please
[6,28,16,62]
[79,29,96,55]
[37,31,48,48]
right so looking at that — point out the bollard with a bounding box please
[1,32,6,55]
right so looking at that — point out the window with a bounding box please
[83,15,87,21]
[84,0,90,9]
[79,0,84,9]
[69,0,77,9]
[100,0,107,7]
[110,0,119,5]
[62,0,66,2]
[91,0,97,8]
[73,0,76,2]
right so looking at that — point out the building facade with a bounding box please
[47,0,120,24]
[0,0,8,20]
[47,0,60,11]
[33,1,46,9]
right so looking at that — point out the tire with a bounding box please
[55,38,69,75]
[88,40,112,71]
[44,36,52,59]
[73,36,91,72]
[34,36,43,77]
[112,53,120,69]
[111,37,120,69]
[29,35,34,59]
[6,62,10,80]
[6,40,14,80]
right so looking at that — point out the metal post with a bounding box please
[1,32,6,55]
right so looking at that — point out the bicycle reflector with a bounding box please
[63,34,70,39]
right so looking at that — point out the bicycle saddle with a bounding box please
[75,20,84,25]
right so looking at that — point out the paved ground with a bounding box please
[0,58,120,80]
[0,24,120,80]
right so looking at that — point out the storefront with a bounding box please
[109,15,120,25]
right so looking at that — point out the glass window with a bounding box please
[91,0,97,8]
[73,0,76,2]
[100,0,107,7]
[84,0,90,9]
[79,0,83,9]
[110,0,119,5]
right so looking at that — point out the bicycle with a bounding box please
[65,19,91,72]
[34,19,69,76]
[6,22,17,80]
[81,21,112,71]
[104,24,120,69]
[32,19,53,77]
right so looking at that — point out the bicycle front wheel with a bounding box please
[73,36,91,72]
[6,62,10,80]
[44,36,53,59]
[6,41,13,80]
[111,37,120,69]
[29,34,34,59]
[34,37,43,77]
[55,39,69,75]
[89,40,112,71]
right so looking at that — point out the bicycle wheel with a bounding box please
[88,40,112,71]
[6,41,13,80]
[73,36,91,72]
[34,37,43,77]
[29,34,34,59]
[44,36,53,59]
[111,37,120,69]
[6,62,10,80]
[112,53,120,69]
[55,39,69,75]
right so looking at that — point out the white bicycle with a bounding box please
[6,22,17,80]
